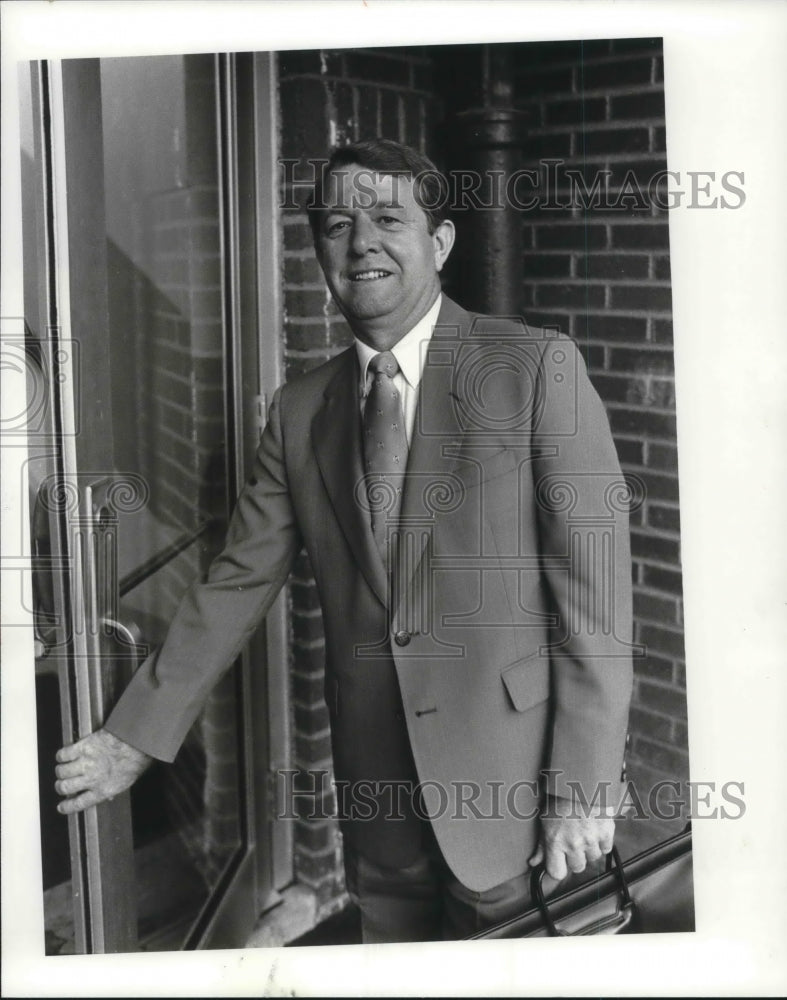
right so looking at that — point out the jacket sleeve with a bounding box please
[530,335,634,805]
[104,386,301,762]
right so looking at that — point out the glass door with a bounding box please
[21,52,288,954]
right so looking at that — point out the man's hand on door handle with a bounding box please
[55,729,152,814]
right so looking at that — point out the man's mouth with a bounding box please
[349,269,392,282]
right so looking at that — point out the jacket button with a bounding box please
[394,630,411,647]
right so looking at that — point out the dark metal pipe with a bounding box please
[453,107,527,317]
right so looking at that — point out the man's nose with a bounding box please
[349,214,379,256]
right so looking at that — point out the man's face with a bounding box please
[314,164,455,346]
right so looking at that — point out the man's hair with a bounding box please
[307,138,449,240]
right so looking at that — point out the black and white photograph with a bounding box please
[2,2,785,996]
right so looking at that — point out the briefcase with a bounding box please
[469,825,693,939]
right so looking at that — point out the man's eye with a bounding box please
[378,215,402,226]
[325,219,350,236]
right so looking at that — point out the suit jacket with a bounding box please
[106,295,634,892]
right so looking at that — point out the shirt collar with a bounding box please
[355,294,442,394]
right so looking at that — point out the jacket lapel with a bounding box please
[393,297,470,607]
[311,298,473,614]
[312,349,390,608]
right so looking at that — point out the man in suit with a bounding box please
[55,139,634,942]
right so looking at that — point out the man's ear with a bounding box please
[432,219,456,273]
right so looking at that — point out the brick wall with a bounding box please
[278,46,440,905]
[512,38,688,830]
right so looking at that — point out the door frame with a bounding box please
[233,50,294,902]
[189,49,291,949]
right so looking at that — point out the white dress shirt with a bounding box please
[355,294,442,448]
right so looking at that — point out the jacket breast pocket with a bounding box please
[501,656,550,712]
[456,447,520,492]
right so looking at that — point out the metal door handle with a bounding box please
[99,615,142,650]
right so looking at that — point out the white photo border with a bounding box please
[2,1,786,995]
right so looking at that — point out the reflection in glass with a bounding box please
[101,53,243,952]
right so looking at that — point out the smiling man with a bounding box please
[314,159,454,345]
[56,139,633,943]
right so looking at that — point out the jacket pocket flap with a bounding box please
[501,656,550,712]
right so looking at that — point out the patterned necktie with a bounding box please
[363,351,408,563]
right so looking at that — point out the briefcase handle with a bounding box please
[531,845,635,936]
